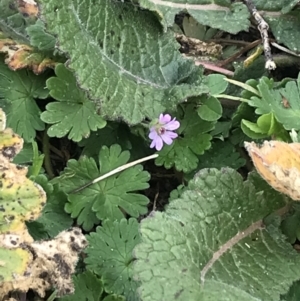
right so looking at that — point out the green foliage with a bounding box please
[241,112,289,141]
[37,0,208,125]
[155,105,215,173]
[27,176,73,240]
[0,60,48,142]
[2,1,300,300]
[247,75,300,131]
[134,168,298,301]
[56,144,150,231]
[281,204,300,244]
[85,218,141,301]
[26,20,56,51]
[41,64,106,142]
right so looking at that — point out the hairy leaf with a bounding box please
[86,218,141,301]
[138,0,250,33]
[37,0,208,124]
[134,168,299,301]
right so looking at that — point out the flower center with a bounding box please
[158,126,166,135]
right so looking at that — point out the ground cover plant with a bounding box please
[2,0,300,300]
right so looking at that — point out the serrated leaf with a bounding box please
[57,144,150,231]
[13,143,34,164]
[37,0,208,125]
[26,19,56,51]
[155,105,214,173]
[197,95,222,121]
[41,64,106,142]
[58,271,103,301]
[138,0,250,34]
[78,123,140,159]
[0,60,48,142]
[134,168,300,301]
[198,140,245,170]
[27,176,73,240]
[85,218,141,301]
[248,75,300,131]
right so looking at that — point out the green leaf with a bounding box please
[266,12,300,53]
[182,15,218,40]
[37,0,208,125]
[13,143,33,164]
[281,204,300,244]
[102,295,126,301]
[78,123,146,160]
[27,176,73,240]
[155,105,214,173]
[281,281,300,301]
[0,0,35,43]
[58,271,103,301]
[207,74,228,95]
[138,0,250,34]
[197,95,222,121]
[41,64,106,142]
[241,119,268,140]
[198,140,245,170]
[26,20,56,51]
[248,75,300,130]
[57,144,150,231]
[85,218,140,301]
[134,168,299,301]
[0,60,48,142]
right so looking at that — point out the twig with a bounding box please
[70,154,159,193]
[271,42,300,57]
[217,39,262,68]
[194,61,234,76]
[244,0,276,70]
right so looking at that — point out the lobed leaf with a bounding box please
[42,64,107,142]
[248,75,300,131]
[58,270,103,301]
[0,60,48,142]
[85,218,141,301]
[57,144,150,231]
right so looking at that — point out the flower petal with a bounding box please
[155,136,163,151]
[159,114,171,124]
[149,128,158,139]
[161,131,177,145]
[164,119,180,130]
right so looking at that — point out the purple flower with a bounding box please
[149,114,180,151]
